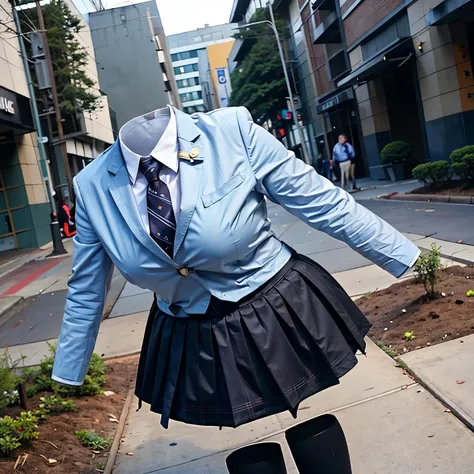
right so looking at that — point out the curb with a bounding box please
[381,192,474,204]
[399,359,474,434]
[104,385,135,474]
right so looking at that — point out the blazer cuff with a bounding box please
[51,374,84,386]
[397,248,421,278]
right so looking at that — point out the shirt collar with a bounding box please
[119,106,178,185]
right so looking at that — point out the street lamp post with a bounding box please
[233,1,312,165]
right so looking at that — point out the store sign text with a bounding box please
[0,96,15,115]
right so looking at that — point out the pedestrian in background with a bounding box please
[332,134,355,191]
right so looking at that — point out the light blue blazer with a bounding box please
[52,106,419,385]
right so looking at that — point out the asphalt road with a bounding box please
[360,199,474,245]
[267,192,474,274]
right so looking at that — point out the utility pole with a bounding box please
[12,2,67,255]
[234,3,312,165]
[34,0,73,199]
[267,1,311,165]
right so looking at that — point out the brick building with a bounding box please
[300,0,474,179]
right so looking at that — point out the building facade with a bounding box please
[0,0,114,251]
[89,1,179,129]
[57,0,114,194]
[167,23,236,114]
[299,0,474,178]
[0,0,51,251]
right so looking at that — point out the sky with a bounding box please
[83,0,236,35]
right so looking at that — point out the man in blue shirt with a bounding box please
[332,134,355,191]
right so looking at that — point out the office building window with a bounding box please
[173,63,199,75]
[171,50,199,62]
[177,77,200,88]
[180,90,203,102]
[184,104,206,114]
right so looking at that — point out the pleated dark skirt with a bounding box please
[135,252,371,429]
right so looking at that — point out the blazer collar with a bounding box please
[107,107,205,176]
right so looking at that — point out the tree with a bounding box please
[28,0,100,127]
[229,8,288,122]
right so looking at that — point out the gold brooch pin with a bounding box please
[178,151,198,163]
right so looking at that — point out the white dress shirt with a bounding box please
[119,107,180,232]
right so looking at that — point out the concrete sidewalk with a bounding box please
[402,334,474,432]
[114,340,474,474]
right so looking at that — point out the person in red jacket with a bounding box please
[56,195,76,238]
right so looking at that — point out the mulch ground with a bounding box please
[0,356,139,474]
[409,182,474,197]
[357,266,474,355]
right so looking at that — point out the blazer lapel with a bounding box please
[173,108,206,256]
[107,142,174,263]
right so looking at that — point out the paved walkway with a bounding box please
[402,334,474,432]
[115,345,474,474]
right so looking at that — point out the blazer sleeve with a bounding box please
[52,177,113,386]
[236,107,419,278]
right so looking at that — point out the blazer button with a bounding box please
[178,267,190,277]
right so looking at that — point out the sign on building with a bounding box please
[216,67,231,108]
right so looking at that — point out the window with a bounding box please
[177,77,200,88]
[174,63,199,75]
[180,90,203,102]
[171,50,199,62]
[184,105,206,114]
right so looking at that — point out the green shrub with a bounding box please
[451,153,474,183]
[0,353,24,413]
[76,430,112,451]
[0,412,39,457]
[449,145,474,163]
[380,141,412,164]
[412,161,452,187]
[414,243,444,299]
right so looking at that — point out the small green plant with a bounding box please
[467,290,474,297]
[0,352,24,414]
[397,360,408,370]
[414,243,444,299]
[97,462,105,470]
[412,161,452,188]
[404,331,416,341]
[76,430,112,451]
[35,395,78,421]
[450,146,474,183]
[376,341,397,358]
[0,412,39,457]
[380,141,412,164]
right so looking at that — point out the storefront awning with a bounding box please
[0,87,35,136]
[337,37,413,89]
[426,0,474,26]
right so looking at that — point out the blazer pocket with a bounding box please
[202,173,245,207]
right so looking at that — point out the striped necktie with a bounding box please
[139,156,176,258]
